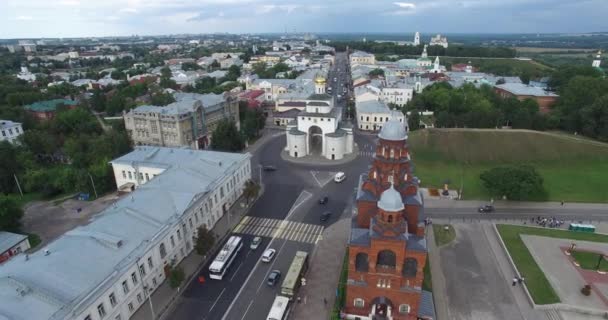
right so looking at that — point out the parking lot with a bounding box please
[22,193,123,249]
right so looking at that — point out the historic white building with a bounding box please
[0,147,251,320]
[285,75,354,160]
[0,120,23,144]
[429,34,448,48]
[356,99,406,132]
[592,50,602,69]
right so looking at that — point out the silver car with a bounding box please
[250,236,262,250]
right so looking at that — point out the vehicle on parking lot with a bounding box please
[263,165,277,171]
[478,205,495,213]
[334,172,346,183]
[267,270,282,286]
[250,236,262,250]
[320,211,332,222]
[319,196,329,204]
[262,248,276,262]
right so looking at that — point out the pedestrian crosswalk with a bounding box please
[234,216,324,244]
[358,151,375,158]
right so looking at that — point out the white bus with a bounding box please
[209,235,243,280]
[266,295,290,320]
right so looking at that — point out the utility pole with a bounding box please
[14,174,23,197]
[88,172,98,199]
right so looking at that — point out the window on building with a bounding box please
[128,171,132,179]
[152,277,157,286]
[220,187,224,198]
[131,272,138,285]
[159,243,167,258]
[122,281,129,294]
[388,215,393,223]
[97,304,106,318]
[1,131,5,136]
[8,129,13,135]
[128,303,134,312]
[354,298,365,308]
[177,230,181,240]
[122,171,126,179]
[145,173,150,181]
[170,236,175,247]
[148,257,153,269]
[139,264,146,276]
[390,149,394,159]
[109,292,117,307]
[399,304,411,314]
[374,117,377,122]
[84,315,92,320]
[137,293,143,303]
[139,173,143,180]
[189,218,193,228]
[214,194,218,204]
[366,116,369,121]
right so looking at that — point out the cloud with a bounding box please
[393,2,416,9]
[14,15,34,20]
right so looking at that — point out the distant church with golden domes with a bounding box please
[285,73,354,160]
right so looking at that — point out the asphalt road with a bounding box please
[168,52,368,320]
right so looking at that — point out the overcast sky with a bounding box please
[1,0,606,38]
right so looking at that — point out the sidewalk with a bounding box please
[425,199,608,209]
[131,191,262,320]
[291,206,351,319]
[426,226,449,320]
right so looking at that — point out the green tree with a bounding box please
[20,130,58,158]
[580,94,608,141]
[480,165,545,200]
[240,108,266,141]
[225,65,241,81]
[0,142,21,194]
[195,226,216,256]
[169,266,185,289]
[181,62,201,71]
[243,180,260,204]
[110,70,126,80]
[368,68,385,77]
[150,92,175,106]
[210,120,244,151]
[408,111,421,131]
[90,89,107,112]
[0,195,23,232]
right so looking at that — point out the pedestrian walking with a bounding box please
[512,278,518,286]
[561,201,564,206]
[323,298,327,305]
[297,296,301,303]
[518,276,525,284]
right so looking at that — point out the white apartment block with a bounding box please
[350,51,376,65]
[356,100,406,132]
[0,147,252,320]
[0,120,24,144]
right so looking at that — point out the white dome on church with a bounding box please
[378,185,405,212]
[378,119,407,141]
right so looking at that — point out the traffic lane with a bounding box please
[426,208,608,221]
[301,180,356,226]
[169,234,269,320]
[224,239,314,320]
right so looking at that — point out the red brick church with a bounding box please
[344,119,434,320]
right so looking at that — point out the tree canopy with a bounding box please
[210,119,244,152]
[480,165,546,200]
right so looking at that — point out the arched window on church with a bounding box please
[382,147,385,157]
[388,215,393,223]
[404,173,408,181]
[390,149,395,159]
[373,171,377,179]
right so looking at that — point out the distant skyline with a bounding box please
[1,0,607,38]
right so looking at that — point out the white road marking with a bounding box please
[310,170,323,188]
[239,300,255,320]
[230,262,244,282]
[209,288,225,313]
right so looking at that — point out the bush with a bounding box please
[480,165,546,200]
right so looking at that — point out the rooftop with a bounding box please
[356,100,390,114]
[173,92,227,112]
[0,231,28,254]
[129,99,201,116]
[0,120,21,130]
[25,99,78,112]
[495,82,558,97]
[379,119,408,141]
[0,147,250,320]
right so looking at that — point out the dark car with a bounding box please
[263,165,277,172]
[267,270,281,286]
[478,205,495,213]
[319,196,329,204]
[320,211,332,222]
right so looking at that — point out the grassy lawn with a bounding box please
[433,224,456,247]
[409,129,608,202]
[496,224,608,305]
[331,248,349,320]
[422,255,432,292]
[440,57,553,76]
[571,251,608,272]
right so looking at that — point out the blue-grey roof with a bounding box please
[356,100,390,114]
[350,227,371,246]
[0,120,21,131]
[407,234,427,252]
[419,290,436,319]
[0,147,250,320]
[495,83,558,97]
[378,185,405,212]
[129,100,201,116]
[351,51,374,58]
[379,119,407,141]
[0,231,28,254]
[173,92,227,112]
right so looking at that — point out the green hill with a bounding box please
[408,129,608,202]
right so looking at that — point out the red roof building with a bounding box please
[238,90,265,109]
[345,120,434,320]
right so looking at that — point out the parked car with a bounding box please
[267,270,281,286]
[319,196,329,204]
[478,205,495,213]
[250,236,262,250]
[320,211,332,222]
[263,165,277,172]
[262,248,276,262]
